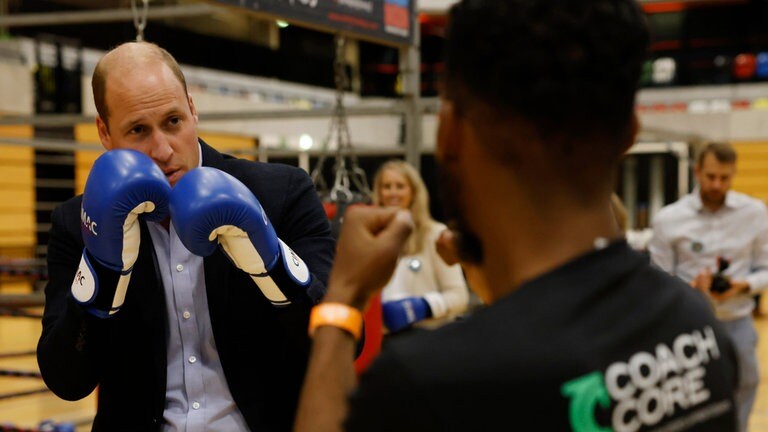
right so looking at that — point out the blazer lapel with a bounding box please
[133,220,169,418]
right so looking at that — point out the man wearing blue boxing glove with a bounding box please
[170,167,313,307]
[72,149,171,317]
[37,41,334,432]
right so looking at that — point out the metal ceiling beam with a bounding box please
[0,136,412,157]
[0,103,415,126]
[0,113,93,127]
[0,292,45,307]
[0,3,217,27]
[199,105,406,121]
[0,136,101,151]
[636,0,732,3]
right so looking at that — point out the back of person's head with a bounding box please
[373,160,435,254]
[696,142,737,167]
[92,41,188,126]
[445,0,649,194]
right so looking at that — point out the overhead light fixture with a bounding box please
[299,134,314,151]
[276,20,290,28]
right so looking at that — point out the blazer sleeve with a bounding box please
[36,203,102,401]
[277,167,335,304]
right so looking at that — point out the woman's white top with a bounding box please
[381,222,470,329]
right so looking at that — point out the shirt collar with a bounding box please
[690,188,743,212]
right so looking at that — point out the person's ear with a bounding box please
[621,112,640,155]
[188,93,198,123]
[436,100,462,165]
[96,116,112,150]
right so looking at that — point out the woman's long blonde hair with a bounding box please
[373,160,435,255]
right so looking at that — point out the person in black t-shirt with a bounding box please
[293,1,739,431]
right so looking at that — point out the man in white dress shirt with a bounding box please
[649,141,768,431]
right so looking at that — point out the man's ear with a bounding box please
[96,116,112,150]
[621,112,640,155]
[188,93,198,123]
[436,100,462,165]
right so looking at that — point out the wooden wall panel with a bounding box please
[0,126,35,253]
[73,124,102,196]
[733,141,768,204]
[198,132,257,161]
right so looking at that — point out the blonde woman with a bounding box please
[373,160,470,333]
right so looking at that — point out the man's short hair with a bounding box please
[92,42,188,126]
[696,142,737,166]
[445,0,649,150]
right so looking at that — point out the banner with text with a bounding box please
[216,0,414,46]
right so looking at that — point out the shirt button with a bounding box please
[192,401,200,410]
[182,310,191,320]
[189,355,197,364]
[176,264,184,272]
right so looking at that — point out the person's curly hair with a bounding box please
[445,0,649,151]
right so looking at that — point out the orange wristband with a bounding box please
[308,303,363,341]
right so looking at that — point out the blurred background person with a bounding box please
[372,160,469,334]
[649,141,768,431]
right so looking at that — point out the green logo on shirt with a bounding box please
[561,371,612,432]
[560,326,722,432]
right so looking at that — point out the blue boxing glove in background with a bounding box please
[72,149,171,318]
[170,167,310,306]
[382,297,432,333]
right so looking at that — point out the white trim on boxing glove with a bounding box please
[121,201,153,269]
[213,226,271,275]
[71,250,132,318]
[248,240,310,307]
[214,226,310,307]
[422,292,448,319]
[248,275,291,307]
[71,251,97,305]
[278,239,310,286]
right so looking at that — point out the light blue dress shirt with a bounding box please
[148,221,250,432]
[147,143,249,431]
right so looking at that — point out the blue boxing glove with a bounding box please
[170,167,310,306]
[72,149,171,318]
[382,297,432,333]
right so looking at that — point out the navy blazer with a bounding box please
[37,142,335,431]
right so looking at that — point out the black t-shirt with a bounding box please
[346,241,738,431]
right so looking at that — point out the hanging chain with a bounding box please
[131,0,149,42]
[333,36,347,121]
[332,35,351,198]
[312,34,371,201]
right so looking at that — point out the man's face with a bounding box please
[695,153,735,208]
[436,101,484,264]
[97,63,199,186]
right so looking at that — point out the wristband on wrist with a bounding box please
[308,302,363,340]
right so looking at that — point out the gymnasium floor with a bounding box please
[3,292,768,431]
[0,307,95,431]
